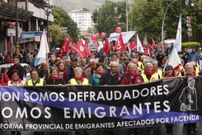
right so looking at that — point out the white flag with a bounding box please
[34,32,50,66]
[174,15,182,52]
[168,47,182,68]
[136,34,144,53]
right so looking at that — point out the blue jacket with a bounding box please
[91,73,102,85]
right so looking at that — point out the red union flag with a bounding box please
[103,38,110,54]
[129,36,137,50]
[115,34,126,53]
[61,37,69,54]
[144,43,152,56]
[152,37,157,50]
[71,40,91,58]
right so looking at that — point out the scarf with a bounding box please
[74,76,84,81]
[126,70,139,77]
[51,76,62,80]
[144,70,155,80]
[95,70,103,75]
[185,71,196,77]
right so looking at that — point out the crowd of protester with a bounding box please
[0,42,201,135]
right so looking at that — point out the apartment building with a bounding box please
[69,8,94,32]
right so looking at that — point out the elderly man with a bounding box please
[120,62,139,85]
[135,62,159,84]
[101,61,120,85]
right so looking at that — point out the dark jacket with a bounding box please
[100,70,120,85]
[46,77,65,85]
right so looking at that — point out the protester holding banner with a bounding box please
[90,63,105,85]
[120,62,139,85]
[26,68,46,86]
[57,61,68,83]
[7,71,25,86]
[152,60,163,79]
[135,62,155,84]
[46,66,65,85]
[69,67,89,85]
[163,65,175,78]
[100,61,120,85]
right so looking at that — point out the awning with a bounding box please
[20,31,43,43]
[0,1,33,21]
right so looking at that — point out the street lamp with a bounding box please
[15,0,20,56]
[44,0,52,43]
[161,0,176,54]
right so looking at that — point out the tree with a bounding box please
[92,0,126,35]
[129,0,202,44]
[52,6,79,42]
[49,24,68,45]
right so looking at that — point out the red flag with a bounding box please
[71,40,85,58]
[119,34,126,53]
[129,36,137,50]
[71,40,91,58]
[152,37,157,49]
[144,43,152,56]
[83,42,92,57]
[61,38,69,54]
[103,38,110,54]
[115,34,126,53]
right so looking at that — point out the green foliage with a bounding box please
[92,0,126,34]
[129,0,202,44]
[52,6,79,42]
[49,24,68,45]
[182,42,201,48]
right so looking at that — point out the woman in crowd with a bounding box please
[57,61,68,83]
[8,71,25,86]
[69,67,89,85]
[91,63,105,85]
[163,65,175,78]
[46,66,65,85]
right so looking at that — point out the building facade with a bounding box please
[69,8,94,32]
[0,0,54,54]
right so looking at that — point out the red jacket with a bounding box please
[0,73,9,86]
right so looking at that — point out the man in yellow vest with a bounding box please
[135,62,160,84]
[152,60,163,79]
[26,68,46,86]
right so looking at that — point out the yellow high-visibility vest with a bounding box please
[137,61,144,70]
[140,74,149,83]
[150,72,161,81]
[70,78,89,85]
[27,78,45,86]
